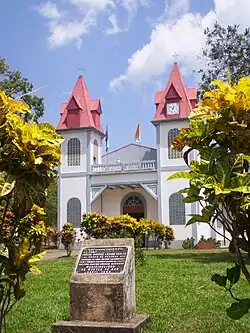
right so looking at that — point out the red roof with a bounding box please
[57,76,104,133]
[153,63,197,122]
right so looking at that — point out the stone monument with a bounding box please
[52,238,149,333]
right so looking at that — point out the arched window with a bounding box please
[121,193,146,217]
[124,195,144,206]
[93,140,99,164]
[68,138,80,166]
[168,128,182,159]
[67,198,81,228]
[169,193,186,225]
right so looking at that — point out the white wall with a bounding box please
[91,187,158,220]
[59,130,88,173]
[92,195,101,212]
[157,119,196,241]
[90,131,103,165]
[158,119,189,167]
[160,170,193,240]
[59,176,87,231]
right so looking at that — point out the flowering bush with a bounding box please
[108,214,141,238]
[81,213,174,247]
[81,212,108,239]
[165,225,175,243]
[60,223,76,256]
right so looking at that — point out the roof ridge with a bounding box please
[102,142,156,157]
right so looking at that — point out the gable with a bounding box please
[67,96,81,110]
[102,144,157,164]
[166,84,181,100]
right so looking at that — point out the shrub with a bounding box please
[81,212,108,239]
[0,90,62,332]
[45,227,58,248]
[199,236,221,248]
[108,214,141,238]
[182,237,195,249]
[141,218,175,249]
[165,225,175,244]
[60,223,76,256]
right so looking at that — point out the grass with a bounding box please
[6,249,250,333]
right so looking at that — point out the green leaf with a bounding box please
[186,212,210,225]
[231,186,250,193]
[186,217,198,226]
[226,265,241,284]
[183,195,199,203]
[211,273,227,287]
[167,172,194,181]
[0,171,16,196]
[243,155,250,163]
[226,300,250,320]
[214,184,231,195]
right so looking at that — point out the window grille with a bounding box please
[169,193,186,225]
[67,197,81,228]
[168,128,182,159]
[124,195,143,206]
[68,138,80,166]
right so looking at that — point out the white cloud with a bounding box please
[106,14,122,34]
[166,0,189,18]
[70,0,115,11]
[121,0,149,13]
[109,0,250,90]
[214,0,250,28]
[38,1,62,20]
[38,0,150,47]
[48,11,96,48]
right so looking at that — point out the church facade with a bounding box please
[57,63,228,247]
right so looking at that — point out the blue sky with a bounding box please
[1,0,249,151]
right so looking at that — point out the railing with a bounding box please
[91,160,156,173]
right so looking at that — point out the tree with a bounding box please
[168,78,250,319]
[199,23,250,98]
[44,187,57,228]
[0,57,44,122]
[0,90,62,332]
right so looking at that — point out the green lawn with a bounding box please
[7,250,250,333]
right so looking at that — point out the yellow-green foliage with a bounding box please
[81,212,108,239]
[0,91,62,331]
[60,223,76,257]
[81,213,175,243]
[168,78,250,319]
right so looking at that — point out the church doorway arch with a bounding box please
[121,193,146,221]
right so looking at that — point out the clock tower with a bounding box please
[152,62,198,243]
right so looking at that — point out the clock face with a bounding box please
[167,103,179,115]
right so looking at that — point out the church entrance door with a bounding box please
[122,194,145,219]
[122,194,146,246]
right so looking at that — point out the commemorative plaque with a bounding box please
[52,238,149,333]
[77,246,128,274]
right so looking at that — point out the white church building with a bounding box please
[57,63,227,247]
